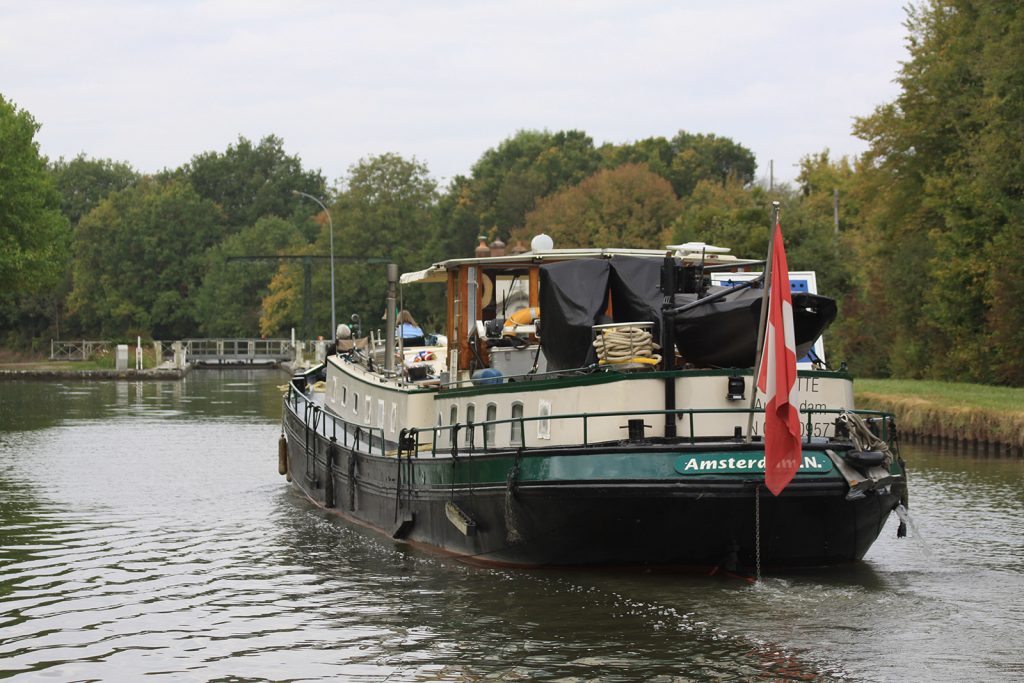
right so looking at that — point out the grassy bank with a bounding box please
[854,378,1024,450]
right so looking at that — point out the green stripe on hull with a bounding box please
[407,449,847,486]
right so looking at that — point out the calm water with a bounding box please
[1,371,1022,682]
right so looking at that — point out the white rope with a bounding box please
[837,410,893,466]
[593,326,662,365]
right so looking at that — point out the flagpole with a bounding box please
[745,201,781,443]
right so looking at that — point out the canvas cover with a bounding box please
[538,257,837,370]
[539,259,611,370]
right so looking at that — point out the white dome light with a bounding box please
[530,233,554,252]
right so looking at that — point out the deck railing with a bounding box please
[287,382,388,457]
[285,380,895,459]
[412,407,895,456]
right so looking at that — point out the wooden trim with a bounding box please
[457,267,470,371]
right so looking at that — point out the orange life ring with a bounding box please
[504,307,540,327]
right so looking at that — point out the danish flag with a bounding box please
[757,220,801,495]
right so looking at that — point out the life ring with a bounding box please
[504,307,539,327]
[480,273,494,309]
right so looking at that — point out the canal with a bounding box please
[1,370,1021,681]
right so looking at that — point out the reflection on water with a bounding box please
[1,372,1022,681]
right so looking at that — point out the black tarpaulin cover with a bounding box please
[607,256,664,339]
[539,259,610,370]
[672,288,837,367]
[538,256,837,370]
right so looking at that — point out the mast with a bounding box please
[746,201,781,442]
[661,251,677,439]
[385,263,398,373]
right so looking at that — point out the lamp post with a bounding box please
[292,190,336,339]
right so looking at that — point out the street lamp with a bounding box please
[292,190,336,339]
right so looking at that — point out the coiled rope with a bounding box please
[593,326,662,366]
[836,410,894,467]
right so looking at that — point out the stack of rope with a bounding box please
[593,326,662,366]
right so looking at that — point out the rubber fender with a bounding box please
[278,435,288,476]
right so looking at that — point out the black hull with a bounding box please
[282,407,900,569]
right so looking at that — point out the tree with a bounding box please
[671,176,770,258]
[194,216,307,336]
[262,153,441,336]
[850,0,1024,382]
[0,95,69,298]
[0,95,70,348]
[437,130,602,252]
[50,155,139,227]
[176,134,327,231]
[521,163,680,249]
[68,178,224,338]
[600,132,757,198]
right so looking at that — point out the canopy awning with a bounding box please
[399,266,447,285]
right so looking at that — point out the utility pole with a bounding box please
[833,189,840,235]
[292,191,337,337]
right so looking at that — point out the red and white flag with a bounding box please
[757,220,801,496]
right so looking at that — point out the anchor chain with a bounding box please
[755,484,762,583]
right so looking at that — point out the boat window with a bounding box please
[377,399,385,428]
[537,400,551,440]
[511,402,524,445]
[341,385,347,407]
[364,395,372,424]
[466,403,476,448]
[485,403,497,447]
[353,392,359,415]
[389,403,397,433]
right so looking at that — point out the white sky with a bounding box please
[2,0,909,188]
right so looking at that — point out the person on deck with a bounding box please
[396,310,425,346]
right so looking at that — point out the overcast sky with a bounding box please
[3,1,909,188]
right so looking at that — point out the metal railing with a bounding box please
[411,407,895,456]
[50,340,111,361]
[181,338,293,363]
[285,379,895,460]
[286,382,388,457]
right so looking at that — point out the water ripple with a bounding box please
[2,375,1023,681]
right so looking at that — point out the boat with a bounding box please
[279,242,907,570]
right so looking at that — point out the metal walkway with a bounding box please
[180,338,293,365]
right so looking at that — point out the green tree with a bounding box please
[176,134,326,231]
[849,0,1024,382]
[194,216,307,336]
[263,153,441,336]
[31,155,142,341]
[69,178,224,338]
[521,163,680,249]
[0,95,70,348]
[672,176,769,258]
[50,155,139,226]
[0,95,69,298]
[438,130,602,253]
[600,132,757,198]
